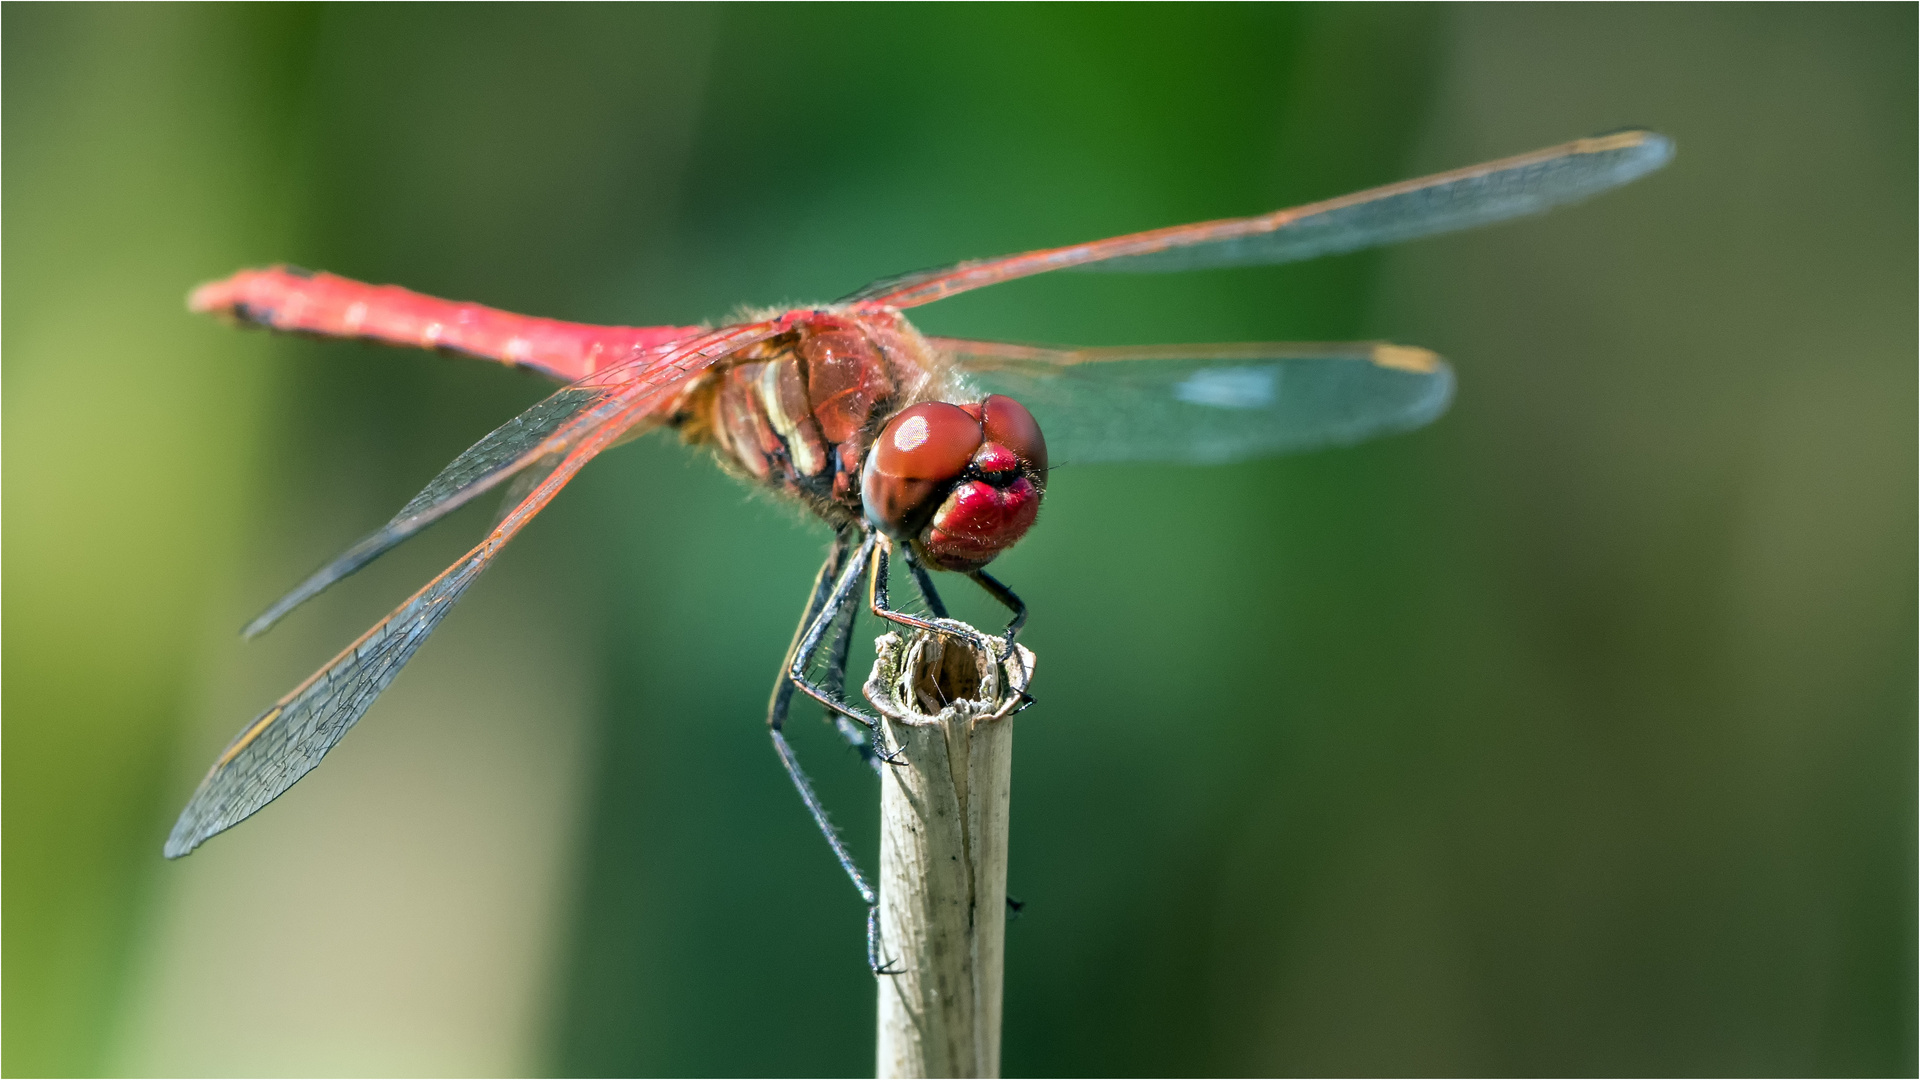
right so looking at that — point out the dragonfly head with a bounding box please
[861,395,1047,571]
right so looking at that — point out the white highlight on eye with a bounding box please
[893,414,931,451]
[1173,366,1279,410]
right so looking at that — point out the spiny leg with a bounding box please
[874,544,1036,906]
[797,533,904,763]
[772,534,1031,970]
[823,544,947,768]
[912,556,1036,910]
[818,586,885,769]
[968,567,1027,650]
[767,530,901,974]
[766,529,853,736]
[968,568,1035,710]
[769,731,900,975]
[867,537,1012,662]
[788,531,884,730]
[934,564,1034,898]
[902,548,950,620]
[822,570,859,696]
[893,549,970,714]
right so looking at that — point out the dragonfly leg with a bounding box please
[787,531,886,731]
[868,538,1010,662]
[820,592,868,751]
[770,728,901,976]
[766,530,854,736]
[817,587,902,771]
[901,548,950,619]
[968,568,1035,710]
[968,568,1028,652]
[883,545,998,722]
[768,528,902,975]
[764,528,876,758]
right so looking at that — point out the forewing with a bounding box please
[845,131,1671,309]
[940,337,1453,465]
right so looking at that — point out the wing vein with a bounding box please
[168,323,782,857]
[844,131,1671,309]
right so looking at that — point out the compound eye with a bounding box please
[874,402,981,479]
[980,395,1047,482]
[861,402,983,538]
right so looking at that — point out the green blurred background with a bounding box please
[5,4,1913,1075]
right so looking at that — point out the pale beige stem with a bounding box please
[865,629,1035,1080]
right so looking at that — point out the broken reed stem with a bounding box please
[865,628,1035,1080]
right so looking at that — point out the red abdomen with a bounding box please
[190,266,702,384]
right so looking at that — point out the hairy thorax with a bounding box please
[670,310,953,527]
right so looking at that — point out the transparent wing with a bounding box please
[845,131,1672,309]
[240,322,776,638]
[938,337,1453,465]
[167,324,785,857]
[242,384,641,638]
[168,541,495,858]
[166,416,624,858]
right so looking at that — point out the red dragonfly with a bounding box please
[165,131,1670,967]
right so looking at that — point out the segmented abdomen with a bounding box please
[189,266,703,384]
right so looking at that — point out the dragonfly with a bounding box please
[165,130,1671,970]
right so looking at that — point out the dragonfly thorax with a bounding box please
[680,312,1047,570]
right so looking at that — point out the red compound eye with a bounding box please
[980,395,1047,484]
[861,402,982,538]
